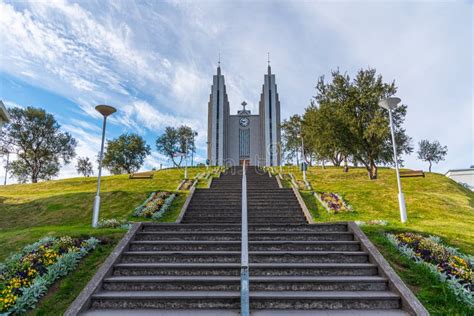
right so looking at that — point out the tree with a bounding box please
[417,140,447,172]
[0,126,14,185]
[303,100,349,170]
[102,133,151,174]
[76,157,94,177]
[281,115,302,165]
[308,68,412,179]
[3,107,76,183]
[156,125,197,167]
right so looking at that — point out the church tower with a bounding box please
[207,63,230,166]
[258,63,281,166]
[206,59,281,167]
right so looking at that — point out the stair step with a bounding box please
[249,251,369,263]
[113,263,241,277]
[129,241,241,251]
[129,241,360,252]
[91,291,240,309]
[248,224,348,232]
[140,224,241,232]
[113,263,379,277]
[90,291,400,310]
[121,251,241,263]
[135,232,241,241]
[102,276,388,291]
[248,291,401,310]
[249,232,353,241]
[82,309,239,316]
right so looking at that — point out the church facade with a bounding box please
[207,64,281,167]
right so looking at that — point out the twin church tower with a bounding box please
[207,62,282,167]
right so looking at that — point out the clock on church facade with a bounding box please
[239,117,249,127]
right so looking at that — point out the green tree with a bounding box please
[303,100,348,169]
[281,115,302,165]
[102,133,151,174]
[155,125,197,167]
[3,107,76,183]
[417,139,447,172]
[76,157,94,177]
[309,68,412,179]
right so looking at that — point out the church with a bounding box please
[207,63,281,167]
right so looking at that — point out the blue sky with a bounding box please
[0,0,472,183]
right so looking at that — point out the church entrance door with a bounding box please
[239,159,250,166]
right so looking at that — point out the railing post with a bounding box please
[241,161,250,316]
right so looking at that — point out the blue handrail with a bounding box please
[241,162,249,316]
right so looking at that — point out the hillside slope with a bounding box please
[289,166,473,253]
[0,167,206,258]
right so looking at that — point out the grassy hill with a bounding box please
[286,166,473,254]
[1,165,472,315]
[0,167,207,259]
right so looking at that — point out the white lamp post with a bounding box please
[379,97,407,223]
[278,142,283,174]
[297,133,307,183]
[184,131,198,180]
[92,104,117,228]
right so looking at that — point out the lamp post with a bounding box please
[379,97,407,223]
[92,105,117,228]
[184,131,198,180]
[297,133,307,183]
[278,142,283,174]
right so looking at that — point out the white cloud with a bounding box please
[0,0,471,180]
[3,100,23,109]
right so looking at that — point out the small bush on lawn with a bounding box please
[0,236,99,315]
[387,232,473,307]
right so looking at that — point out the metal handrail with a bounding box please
[240,162,249,316]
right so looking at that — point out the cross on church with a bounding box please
[241,101,247,111]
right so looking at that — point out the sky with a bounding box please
[0,0,472,184]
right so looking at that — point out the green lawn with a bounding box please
[0,167,206,233]
[0,167,208,315]
[286,166,473,254]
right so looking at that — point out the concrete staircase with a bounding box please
[244,168,408,314]
[67,166,425,315]
[247,167,307,224]
[182,167,242,224]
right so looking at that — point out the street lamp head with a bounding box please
[95,105,117,117]
[378,97,401,111]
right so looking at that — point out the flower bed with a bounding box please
[355,220,388,226]
[0,236,99,314]
[97,218,130,229]
[295,180,309,190]
[314,192,353,213]
[387,232,473,307]
[133,192,176,219]
[180,179,194,191]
